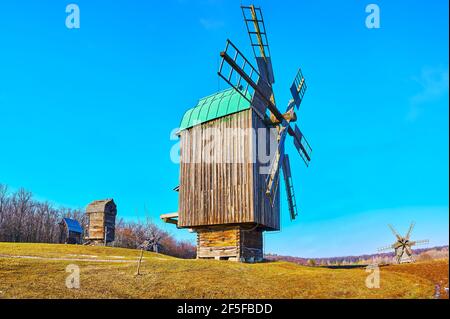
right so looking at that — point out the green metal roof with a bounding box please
[179,88,251,131]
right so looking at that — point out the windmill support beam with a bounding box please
[160,212,179,226]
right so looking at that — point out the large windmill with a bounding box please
[378,222,429,264]
[161,4,311,262]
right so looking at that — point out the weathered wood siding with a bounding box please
[85,199,117,243]
[196,225,263,261]
[104,211,116,242]
[240,227,263,261]
[178,110,255,228]
[59,225,82,244]
[87,212,105,240]
[197,226,240,259]
[178,109,280,231]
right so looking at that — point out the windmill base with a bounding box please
[397,255,414,264]
[196,225,263,262]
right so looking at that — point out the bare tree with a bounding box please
[0,183,196,258]
[0,184,10,240]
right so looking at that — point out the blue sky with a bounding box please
[0,0,448,257]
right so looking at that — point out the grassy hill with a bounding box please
[0,243,447,299]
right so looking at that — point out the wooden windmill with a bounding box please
[161,4,312,262]
[378,222,429,264]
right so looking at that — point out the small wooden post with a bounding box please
[104,226,107,246]
[136,248,144,276]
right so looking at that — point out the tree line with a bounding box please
[0,184,196,259]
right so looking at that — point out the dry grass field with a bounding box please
[383,259,449,299]
[0,243,447,299]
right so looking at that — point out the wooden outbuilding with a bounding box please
[85,199,117,244]
[59,218,83,244]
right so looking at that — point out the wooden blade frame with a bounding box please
[265,125,288,205]
[388,224,402,241]
[405,221,415,240]
[290,68,307,109]
[266,105,310,204]
[293,125,312,165]
[282,154,298,220]
[219,42,312,168]
[410,239,429,246]
[405,245,414,257]
[218,40,273,119]
[377,244,395,252]
[241,5,275,84]
[241,5,271,61]
[289,69,311,166]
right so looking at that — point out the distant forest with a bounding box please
[0,184,195,259]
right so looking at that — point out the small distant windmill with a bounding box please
[378,222,429,264]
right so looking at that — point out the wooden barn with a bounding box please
[85,199,117,244]
[59,218,83,244]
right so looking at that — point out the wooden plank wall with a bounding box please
[178,109,280,231]
[87,212,104,240]
[178,110,255,228]
[196,226,264,261]
[197,226,240,259]
[240,228,263,261]
[104,213,116,242]
[86,212,116,242]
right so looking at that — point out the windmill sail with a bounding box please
[282,154,298,220]
[388,224,402,241]
[405,245,414,257]
[405,221,415,240]
[217,4,312,225]
[265,126,287,204]
[293,125,312,165]
[241,5,274,84]
[377,244,395,252]
[410,239,429,246]
[218,40,273,119]
[290,68,307,109]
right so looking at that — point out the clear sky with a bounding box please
[0,0,448,257]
